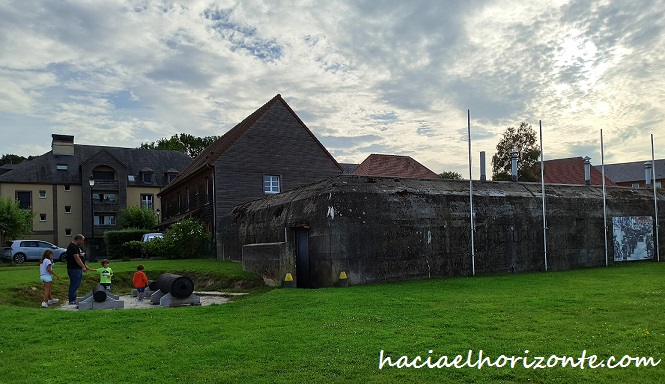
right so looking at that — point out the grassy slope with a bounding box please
[0,261,663,383]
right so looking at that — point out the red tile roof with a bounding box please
[542,157,616,186]
[351,154,439,179]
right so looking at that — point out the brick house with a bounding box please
[351,154,440,179]
[158,94,344,257]
[596,159,665,188]
[543,157,616,186]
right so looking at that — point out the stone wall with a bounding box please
[219,175,664,287]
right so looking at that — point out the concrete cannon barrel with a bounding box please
[156,273,194,299]
[92,284,107,302]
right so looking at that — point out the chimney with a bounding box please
[480,151,486,181]
[645,161,653,188]
[52,134,75,156]
[584,156,591,185]
[510,149,519,182]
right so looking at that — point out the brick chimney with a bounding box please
[52,134,75,156]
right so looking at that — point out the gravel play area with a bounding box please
[55,291,246,310]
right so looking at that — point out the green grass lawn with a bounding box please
[0,260,663,383]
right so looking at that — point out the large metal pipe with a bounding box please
[148,280,158,291]
[92,284,107,302]
[156,273,195,299]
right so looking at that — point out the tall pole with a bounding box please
[652,134,660,262]
[540,121,548,271]
[601,130,608,266]
[88,175,95,262]
[467,109,476,276]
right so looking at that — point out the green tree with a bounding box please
[140,133,219,158]
[0,197,34,239]
[439,171,463,180]
[117,207,157,230]
[491,122,541,181]
[0,154,37,166]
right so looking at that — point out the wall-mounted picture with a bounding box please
[613,216,654,261]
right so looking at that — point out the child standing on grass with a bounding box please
[94,259,114,290]
[40,250,59,308]
[133,264,149,301]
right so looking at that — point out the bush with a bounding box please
[159,219,210,259]
[103,229,146,259]
[0,197,34,240]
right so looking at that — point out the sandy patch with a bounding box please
[55,291,246,311]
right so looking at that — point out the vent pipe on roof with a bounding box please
[584,156,591,185]
[480,151,486,181]
[510,149,519,182]
[645,161,653,188]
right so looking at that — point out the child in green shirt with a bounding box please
[95,259,114,290]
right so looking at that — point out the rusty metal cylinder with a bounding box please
[156,273,194,299]
[92,284,107,302]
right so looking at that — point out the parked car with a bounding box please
[0,240,68,264]
[141,233,163,258]
[142,233,164,242]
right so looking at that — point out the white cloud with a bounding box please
[1,0,664,176]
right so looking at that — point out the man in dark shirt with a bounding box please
[66,234,91,304]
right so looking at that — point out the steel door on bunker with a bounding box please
[295,228,311,288]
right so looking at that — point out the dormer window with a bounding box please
[140,167,154,184]
[166,168,179,183]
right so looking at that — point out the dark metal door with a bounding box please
[295,229,310,288]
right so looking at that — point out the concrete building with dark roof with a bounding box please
[596,159,665,188]
[0,134,192,257]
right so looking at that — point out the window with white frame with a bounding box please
[141,194,154,210]
[263,175,280,194]
[64,185,71,191]
[94,215,116,226]
[39,213,46,221]
[632,183,640,188]
[65,228,72,236]
[65,206,72,214]
[39,190,46,199]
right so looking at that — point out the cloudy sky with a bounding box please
[2,0,664,176]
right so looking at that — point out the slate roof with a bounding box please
[339,163,359,174]
[595,159,665,183]
[160,94,343,194]
[0,145,192,187]
[351,154,440,179]
[542,157,616,186]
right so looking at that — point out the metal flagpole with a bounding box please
[468,109,476,276]
[651,134,660,262]
[601,129,608,266]
[540,121,547,271]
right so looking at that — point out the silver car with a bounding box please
[0,240,68,264]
